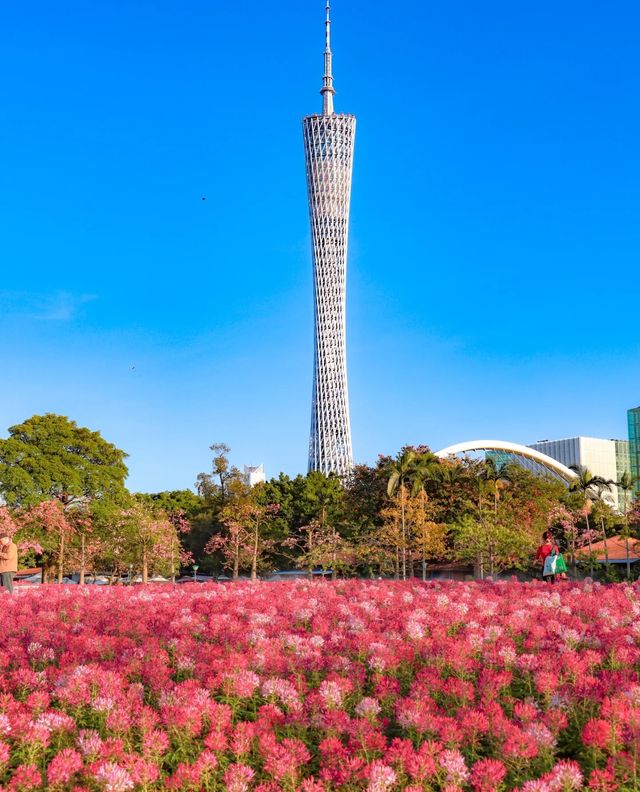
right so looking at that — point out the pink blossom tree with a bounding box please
[205,494,279,581]
[18,499,74,583]
[0,506,18,537]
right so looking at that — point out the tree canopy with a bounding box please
[0,413,129,507]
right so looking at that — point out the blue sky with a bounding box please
[1,0,639,492]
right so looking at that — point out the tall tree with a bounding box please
[18,499,74,583]
[429,459,478,525]
[136,490,199,582]
[475,459,512,578]
[0,414,129,508]
[342,461,389,575]
[205,485,278,580]
[591,485,615,571]
[196,442,241,505]
[386,448,416,580]
[479,458,513,513]
[405,490,446,580]
[547,505,579,575]
[617,470,640,579]
[569,466,611,577]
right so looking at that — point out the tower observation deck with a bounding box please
[303,2,355,477]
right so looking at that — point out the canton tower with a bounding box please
[303,1,355,477]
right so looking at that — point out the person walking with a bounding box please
[0,534,18,593]
[536,530,557,583]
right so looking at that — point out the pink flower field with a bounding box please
[1,581,639,791]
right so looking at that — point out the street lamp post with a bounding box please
[192,564,199,582]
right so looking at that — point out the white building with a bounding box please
[244,465,265,488]
[304,3,355,477]
[529,437,629,511]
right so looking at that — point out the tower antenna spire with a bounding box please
[321,1,335,114]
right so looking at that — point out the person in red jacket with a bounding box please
[536,531,556,582]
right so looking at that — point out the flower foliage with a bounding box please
[0,579,639,789]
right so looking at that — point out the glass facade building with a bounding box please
[628,408,640,495]
[616,440,631,482]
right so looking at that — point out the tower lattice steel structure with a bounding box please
[304,1,355,477]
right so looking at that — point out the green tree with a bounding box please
[386,448,416,580]
[91,498,191,583]
[475,459,512,577]
[405,490,446,580]
[196,442,241,505]
[452,511,532,577]
[569,466,611,577]
[343,461,390,576]
[590,485,616,571]
[479,458,514,513]
[205,484,279,580]
[0,414,129,507]
[139,489,202,516]
[18,499,74,583]
[136,489,200,580]
[429,459,478,525]
[617,470,640,579]
[262,471,345,574]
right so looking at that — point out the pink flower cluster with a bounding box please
[0,579,639,790]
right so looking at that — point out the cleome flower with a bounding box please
[0,580,638,790]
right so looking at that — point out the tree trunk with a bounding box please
[624,499,632,581]
[251,523,258,581]
[57,533,65,584]
[600,516,609,567]
[625,509,631,580]
[401,487,407,580]
[233,543,239,581]
[142,548,148,584]
[79,533,86,585]
[585,512,594,578]
[170,536,176,584]
[331,532,337,580]
[626,536,631,580]
[476,554,484,580]
[307,526,314,579]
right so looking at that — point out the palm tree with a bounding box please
[617,471,640,580]
[410,453,441,580]
[387,448,416,580]
[479,457,513,513]
[570,466,611,578]
[431,461,473,523]
[410,452,440,498]
[592,483,614,568]
[477,458,513,576]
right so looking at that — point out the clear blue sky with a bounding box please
[1,0,639,492]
